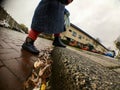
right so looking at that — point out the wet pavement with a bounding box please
[0,27,53,90]
[1,27,120,90]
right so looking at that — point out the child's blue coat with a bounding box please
[31,0,65,34]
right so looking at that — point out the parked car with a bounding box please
[0,20,10,28]
[105,50,116,58]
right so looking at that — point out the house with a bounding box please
[61,23,108,54]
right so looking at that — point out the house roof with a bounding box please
[70,23,109,51]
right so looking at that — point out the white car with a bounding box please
[0,20,10,28]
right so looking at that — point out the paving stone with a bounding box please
[0,27,53,89]
[7,42,21,52]
[12,39,23,45]
[16,57,34,69]
[3,38,13,43]
[0,67,23,90]
[0,45,3,49]
[0,51,20,60]
[2,59,32,82]
[20,49,38,62]
[36,37,53,50]
[0,40,11,49]
[0,61,4,67]
[0,48,16,54]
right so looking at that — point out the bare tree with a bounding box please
[19,24,28,33]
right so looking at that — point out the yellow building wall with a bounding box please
[62,26,94,45]
[61,25,108,53]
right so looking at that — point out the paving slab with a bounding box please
[0,27,53,90]
[1,27,120,90]
[0,67,23,90]
[2,59,32,82]
[0,61,4,67]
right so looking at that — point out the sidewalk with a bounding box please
[0,27,53,90]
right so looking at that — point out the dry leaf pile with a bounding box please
[24,48,53,90]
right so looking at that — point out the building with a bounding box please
[0,6,28,33]
[61,23,108,53]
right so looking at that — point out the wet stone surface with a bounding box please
[0,27,53,90]
[0,27,120,90]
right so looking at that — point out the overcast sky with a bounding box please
[1,0,120,50]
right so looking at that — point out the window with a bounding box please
[69,29,72,32]
[78,35,82,39]
[86,38,90,41]
[72,31,77,37]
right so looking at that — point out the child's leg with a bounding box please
[22,29,41,54]
[53,33,66,48]
[28,29,40,41]
[54,33,60,37]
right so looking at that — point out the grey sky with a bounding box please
[2,0,120,50]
